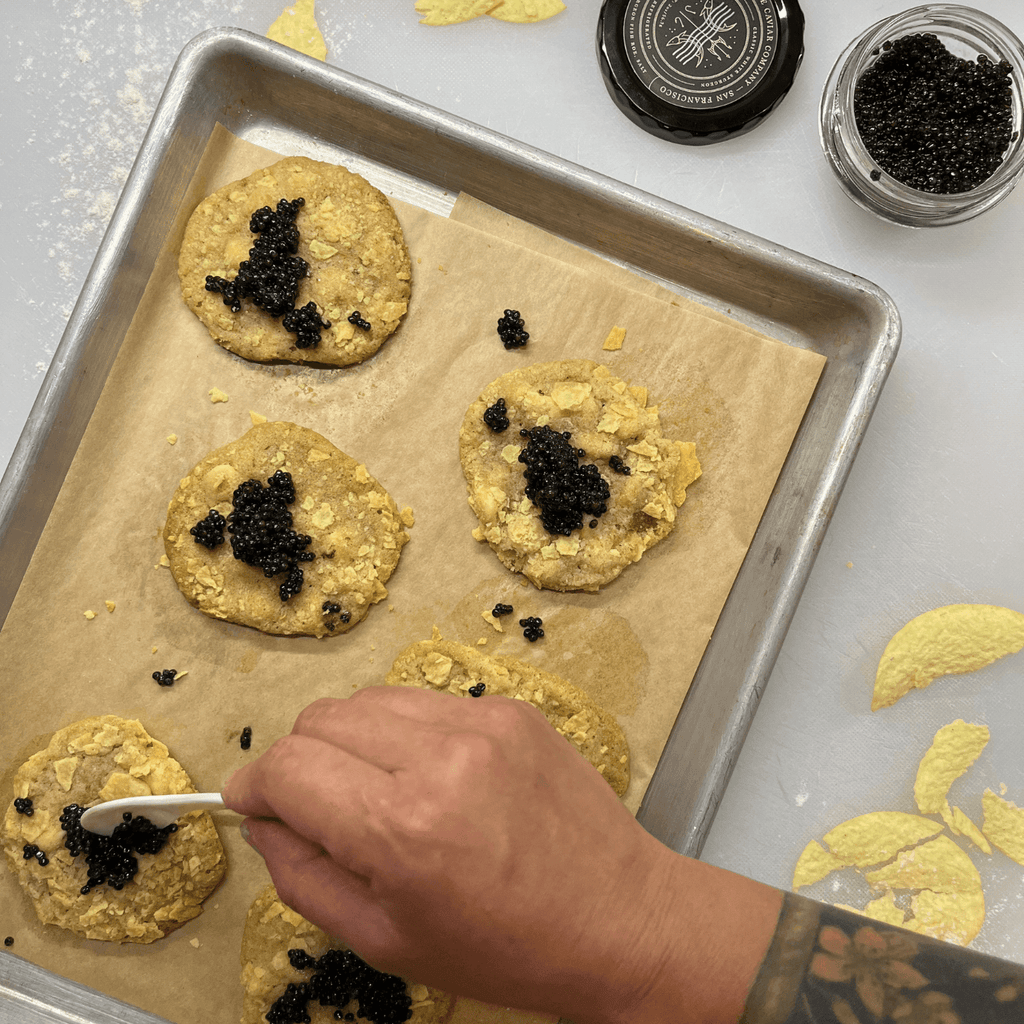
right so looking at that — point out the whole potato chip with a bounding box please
[489,0,566,22]
[872,604,1024,711]
[416,0,503,24]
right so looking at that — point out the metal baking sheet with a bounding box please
[0,26,899,1024]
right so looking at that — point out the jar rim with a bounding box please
[819,4,1024,225]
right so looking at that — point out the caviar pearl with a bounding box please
[496,309,529,349]
[468,683,486,697]
[483,397,510,433]
[240,727,252,751]
[152,669,177,687]
[491,603,514,617]
[13,797,33,816]
[519,616,545,642]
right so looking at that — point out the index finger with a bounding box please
[223,731,393,875]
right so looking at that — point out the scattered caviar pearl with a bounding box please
[483,397,510,433]
[496,309,529,349]
[608,454,631,475]
[347,310,372,331]
[3,936,12,947]
[518,425,610,536]
[13,797,33,816]
[205,197,307,317]
[468,683,486,697]
[519,616,544,642]
[492,603,514,617]
[152,669,177,687]
[854,33,1015,193]
[22,844,39,860]
[240,726,252,751]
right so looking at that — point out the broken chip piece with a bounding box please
[415,0,503,24]
[602,325,626,351]
[872,604,1024,711]
[914,719,989,817]
[489,0,565,22]
[267,0,327,60]
[822,811,943,868]
[981,788,1024,866]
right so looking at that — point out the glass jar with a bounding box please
[820,5,1024,227]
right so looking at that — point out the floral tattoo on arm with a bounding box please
[741,892,1024,1024]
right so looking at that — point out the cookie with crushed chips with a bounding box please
[179,156,410,366]
[385,638,630,795]
[163,421,410,637]
[2,716,225,944]
[459,360,700,592]
[241,884,455,1024]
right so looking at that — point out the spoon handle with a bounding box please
[79,792,226,835]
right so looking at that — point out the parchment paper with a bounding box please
[0,125,825,1024]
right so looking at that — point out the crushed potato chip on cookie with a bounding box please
[872,604,1024,710]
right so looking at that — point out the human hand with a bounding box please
[222,685,685,1022]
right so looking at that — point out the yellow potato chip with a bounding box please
[488,0,565,21]
[822,812,943,867]
[267,0,327,61]
[792,840,850,890]
[836,892,905,927]
[602,325,626,351]
[914,719,989,815]
[865,835,985,945]
[981,789,1024,866]
[872,604,1024,711]
[941,805,992,855]
[416,0,503,24]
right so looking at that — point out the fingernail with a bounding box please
[239,821,262,856]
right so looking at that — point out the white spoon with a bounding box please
[79,793,228,836]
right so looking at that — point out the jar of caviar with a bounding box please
[820,5,1024,226]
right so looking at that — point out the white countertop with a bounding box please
[3,0,1023,964]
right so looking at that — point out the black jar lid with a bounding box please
[597,0,805,145]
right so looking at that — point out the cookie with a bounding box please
[178,156,411,366]
[163,421,411,638]
[386,638,630,796]
[459,360,701,591]
[2,716,225,944]
[241,883,455,1024]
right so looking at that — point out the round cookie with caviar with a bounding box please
[1,716,225,944]
[178,156,411,366]
[459,360,701,592]
[386,637,631,796]
[241,884,456,1024]
[163,421,411,638]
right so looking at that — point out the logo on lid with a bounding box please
[622,0,779,109]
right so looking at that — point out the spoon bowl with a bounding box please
[79,793,227,836]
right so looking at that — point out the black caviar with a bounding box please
[152,669,178,687]
[266,947,413,1024]
[347,310,372,331]
[240,726,252,751]
[198,469,315,602]
[22,844,48,867]
[491,603,514,617]
[205,197,330,350]
[322,601,351,631]
[608,455,631,475]
[60,804,177,894]
[468,683,486,697]
[13,797,33,817]
[483,397,510,433]
[190,508,226,549]
[854,33,1016,193]
[284,301,332,350]
[3,936,12,947]
[519,616,544,642]
[496,309,529,349]
[518,425,610,536]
